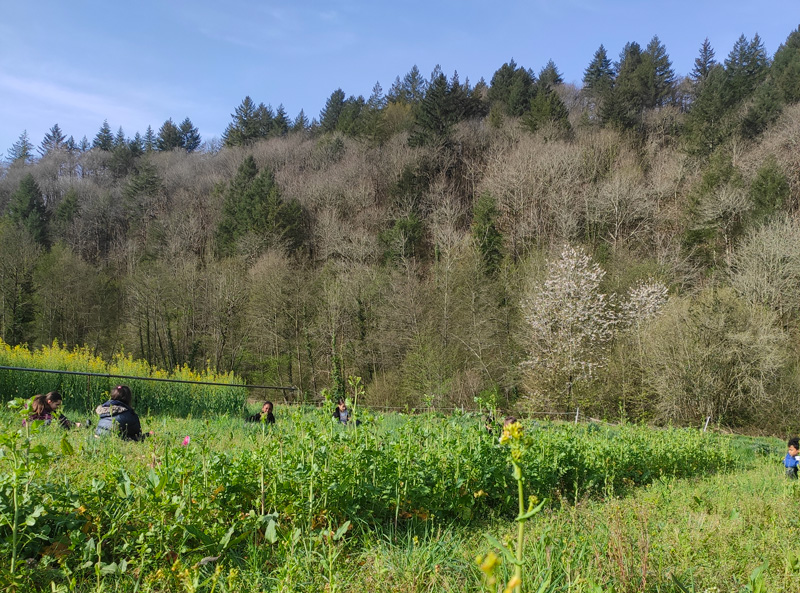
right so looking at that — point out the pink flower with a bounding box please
[182,436,191,446]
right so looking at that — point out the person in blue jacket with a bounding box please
[95,385,149,441]
[784,436,800,479]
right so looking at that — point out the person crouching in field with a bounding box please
[247,401,276,424]
[24,394,52,426]
[45,391,80,428]
[785,436,800,479]
[95,385,150,441]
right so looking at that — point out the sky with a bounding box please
[1,1,798,156]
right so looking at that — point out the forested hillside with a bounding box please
[3,29,800,431]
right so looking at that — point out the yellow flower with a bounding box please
[478,551,500,574]
[499,421,523,445]
[503,574,521,593]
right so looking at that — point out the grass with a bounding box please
[0,404,793,592]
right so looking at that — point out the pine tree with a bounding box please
[691,38,716,83]
[113,127,127,149]
[273,105,290,136]
[402,65,427,104]
[291,109,310,134]
[256,103,275,138]
[38,124,67,157]
[179,117,201,152]
[157,118,183,151]
[583,45,614,97]
[489,59,536,116]
[523,87,571,134]
[684,64,731,155]
[215,156,302,255]
[772,26,800,104]
[93,120,114,151]
[143,126,157,152]
[8,174,49,247]
[77,136,90,153]
[130,133,145,157]
[472,192,503,277]
[223,96,260,147]
[724,34,769,106]
[538,59,564,90]
[7,131,34,164]
[601,42,647,129]
[740,82,783,139]
[409,71,451,146]
[320,89,346,133]
[644,35,676,107]
[337,95,366,135]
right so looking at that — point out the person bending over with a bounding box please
[45,391,80,429]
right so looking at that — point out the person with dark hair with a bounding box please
[95,385,149,441]
[44,391,80,429]
[247,401,276,424]
[332,398,350,424]
[785,437,800,479]
[24,394,51,426]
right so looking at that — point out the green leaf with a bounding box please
[333,520,350,541]
[60,435,74,456]
[265,520,278,544]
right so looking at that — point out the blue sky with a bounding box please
[1,1,798,155]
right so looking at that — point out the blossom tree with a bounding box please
[522,245,617,410]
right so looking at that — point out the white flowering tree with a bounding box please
[522,245,617,410]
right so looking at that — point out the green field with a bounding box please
[0,402,795,592]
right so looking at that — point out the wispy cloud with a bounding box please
[0,74,150,122]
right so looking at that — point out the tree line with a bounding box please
[2,27,800,431]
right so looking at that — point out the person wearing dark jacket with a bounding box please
[247,401,276,424]
[95,385,148,441]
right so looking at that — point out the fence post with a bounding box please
[703,416,711,432]
[575,407,579,425]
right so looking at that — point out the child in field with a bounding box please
[785,436,800,479]
[333,398,351,424]
[247,401,276,424]
[95,385,150,441]
[24,394,51,426]
[44,391,81,429]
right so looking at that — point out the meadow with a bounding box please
[0,398,794,593]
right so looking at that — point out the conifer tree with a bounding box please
[523,87,571,134]
[273,105,290,136]
[320,89,346,133]
[143,125,157,152]
[772,26,800,104]
[157,118,183,151]
[8,174,49,247]
[489,59,536,116]
[583,45,614,97]
[402,65,427,103]
[724,34,769,106]
[93,120,114,151]
[538,59,564,90]
[113,127,127,148]
[179,117,201,152]
[130,133,145,156]
[644,35,676,107]
[291,109,310,134]
[223,96,260,147]
[7,131,34,164]
[256,103,275,138]
[38,124,67,157]
[472,192,503,277]
[691,38,717,83]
